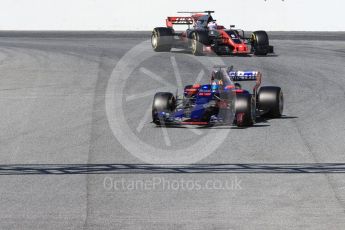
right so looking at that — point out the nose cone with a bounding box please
[236,44,247,52]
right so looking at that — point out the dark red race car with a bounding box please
[151,11,274,56]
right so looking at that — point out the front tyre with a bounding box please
[152,92,176,125]
[251,31,270,56]
[258,86,284,117]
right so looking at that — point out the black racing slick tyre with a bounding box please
[191,31,208,56]
[258,86,284,118]
[235,94,256,127]
[151,27,174,52]
[152,92,176,125]
[251,30,269,55]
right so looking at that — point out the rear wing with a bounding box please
[229,71,262,91]
[166,17,194,28]
[229,71,260,81]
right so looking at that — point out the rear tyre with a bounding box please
[152,92,176,125]
[258,86,283,118]
[151,27,174,52]
[191,31,208,56]
[251,31,269,55]
[235,94,256,127]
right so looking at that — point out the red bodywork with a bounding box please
[214,30,249,54]
[165,14,250,54]
[166,17,194,28]
[165,14,205,28]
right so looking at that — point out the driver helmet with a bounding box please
[207,20,217,30]
[211,70,224,90]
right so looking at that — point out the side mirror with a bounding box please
[230,25,236,28]
[227,66,234,72]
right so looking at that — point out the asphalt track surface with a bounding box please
[0,32,345,229]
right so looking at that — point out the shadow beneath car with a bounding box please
[170,50,194,55]
[254,54,279,58]
[219,54,279,58]
[170,50,279,57]
[0,163,344,175]
[256,115,298,124]
[230,124,270,129]
[154,115,297,130]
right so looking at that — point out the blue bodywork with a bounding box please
[157,84,215,122]
[157,83,235,124]
[191,84,213,120]
[154,69,257,125]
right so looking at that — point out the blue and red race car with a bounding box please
[152,66,283,127]
[151,11,274,56]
